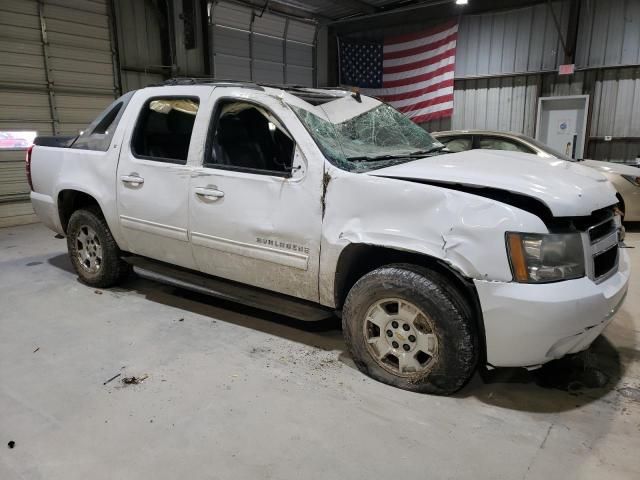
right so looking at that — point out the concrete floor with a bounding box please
[1,223,639,480]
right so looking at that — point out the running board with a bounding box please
[123,256,333,322]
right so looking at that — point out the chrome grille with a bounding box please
[585,215,620,283]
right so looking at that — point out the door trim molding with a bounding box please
[191,231,309,270]
[120,215,189,242]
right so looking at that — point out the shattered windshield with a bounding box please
[289,100,445,172]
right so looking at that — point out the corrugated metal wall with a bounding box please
[575,0,640,68]
[449,72,595,135]
[587,67,640,160]
[0,0,118,226]
[451,75,540,135]
[445,67,640,162]
[455,2,569,78]
[445,0,640,162]
[210,1,316,85]
[114,0,207,91]
[114,0,165,91]
[336,0,640,162]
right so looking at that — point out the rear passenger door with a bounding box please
[116,87,210,269]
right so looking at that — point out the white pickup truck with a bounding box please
[28,80,630,394]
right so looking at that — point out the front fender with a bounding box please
[318,168,548,307]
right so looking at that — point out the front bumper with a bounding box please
[475,248,630,368]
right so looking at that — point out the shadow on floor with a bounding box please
[624,221,640,233]
[458,336,624,413]
[47,253,625,412]
[47,251,74,273]
[117,270,346,353]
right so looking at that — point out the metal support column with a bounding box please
[283,18,289,84]
[249,11,255,81]
[107,0,123,97]
[37,0,59,135]
[312,27,318,87]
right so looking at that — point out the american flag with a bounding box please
[339,21,458,123]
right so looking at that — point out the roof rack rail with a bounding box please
[148,78,357,105]
[259,83,351,93]
[152,77,264,90]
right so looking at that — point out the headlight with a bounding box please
[622,174,640,186]
[506,232,585,283]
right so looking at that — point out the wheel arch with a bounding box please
[333,243,487,363]
[57,189,105,234]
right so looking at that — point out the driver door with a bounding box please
[189,91,323,302]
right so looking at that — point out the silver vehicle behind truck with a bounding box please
[434,130,640,221]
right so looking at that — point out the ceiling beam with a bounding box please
[227,0,378,22]
[219,0,330,23]
[327,0,453,25]
[329,0,377,14]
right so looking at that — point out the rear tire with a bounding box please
[342,264,478,395]
[66,207,131,288]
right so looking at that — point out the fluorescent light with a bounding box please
[456,0,468,4]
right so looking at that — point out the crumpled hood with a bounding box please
[581,159,640,176]
[368,149,617,217]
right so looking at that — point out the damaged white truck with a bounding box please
[28,80,630,394]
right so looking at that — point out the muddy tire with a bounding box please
[66,207,131,288]
[342,264,478,395]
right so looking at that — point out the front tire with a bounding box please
[342,264,478,395]
[66,207,131,288]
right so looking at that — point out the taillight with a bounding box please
[26,145,34,190]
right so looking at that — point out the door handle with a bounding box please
[121,174,144,186]
[194,186,224,201]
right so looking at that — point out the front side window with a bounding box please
[290,102,444,173]
[206,100,294,176]
[132,97,200,164]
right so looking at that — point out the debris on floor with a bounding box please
[122,374,149,385]
[54,234,64,239]
[7,441,15,449]
[94,290,103,295]
[103,373,121,385]
[33,347,39,353]
[618,387,640,402]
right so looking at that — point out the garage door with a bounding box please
[0,0,118,226]
[211,1,316,86]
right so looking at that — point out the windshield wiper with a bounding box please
[347,146,446,162]
[347,154,404,162]
[408,145,447,155]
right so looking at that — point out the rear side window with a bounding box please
[441,136,472,153]
[72,92,134,151]
[132,97,200,164]
[478,137,534,154]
